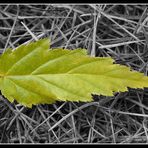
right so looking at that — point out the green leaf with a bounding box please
[0,38,148,107]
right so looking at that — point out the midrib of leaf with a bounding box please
[6,73,147,84]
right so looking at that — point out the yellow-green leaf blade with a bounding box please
[1,38,148,108]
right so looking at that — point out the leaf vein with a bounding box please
[37,76,87,100]
[6,41,46,74]
[31,49,85,74]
